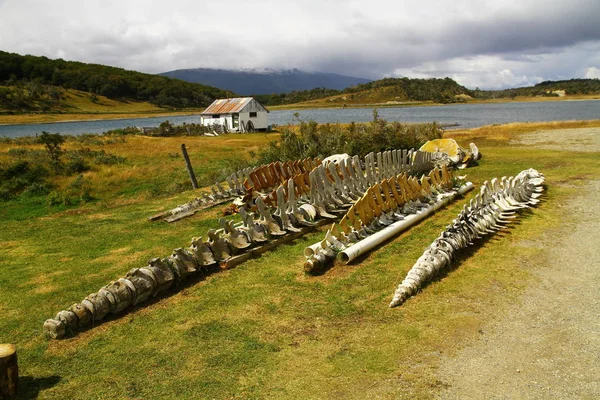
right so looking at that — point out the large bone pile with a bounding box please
[151,151,431,223]
[44,149,434,339]
[304,165,474,272]
[389,168,545,308]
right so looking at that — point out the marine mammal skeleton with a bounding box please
[389,168,545,308]
[44,149,435,339]
[151,149,433,222]
[303,165,474,272]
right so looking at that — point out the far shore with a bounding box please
[1,94,599,126]
[0,110,203,126]
[270,93,600,110]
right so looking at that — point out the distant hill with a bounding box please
[256,77,474,106]
[255,77,600,107]
[474,78,600,99]
[158,68,371,95]
[0,51,234,112]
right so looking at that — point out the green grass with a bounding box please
[1,122,599,398]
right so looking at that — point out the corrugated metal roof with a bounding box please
[201,97,254,114]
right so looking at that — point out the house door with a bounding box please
[232,114,239,130]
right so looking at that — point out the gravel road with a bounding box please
[436,128,600,399]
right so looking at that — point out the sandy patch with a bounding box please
[513,127,600,152]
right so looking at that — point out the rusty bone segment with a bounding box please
[44,149,435,339]
[389,168,545,308]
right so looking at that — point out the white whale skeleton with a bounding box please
[389,168,545,307]
[44,149,437,339]
[303,164,474,272]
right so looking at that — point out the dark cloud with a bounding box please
[0,0,599,88]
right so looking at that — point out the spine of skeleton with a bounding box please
[389,168,545,308]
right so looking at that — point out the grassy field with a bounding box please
[0,87,204,125]
[1,121,599,398]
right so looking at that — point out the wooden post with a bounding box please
[180,144,199,189]
[0,344,18,398]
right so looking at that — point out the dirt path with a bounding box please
[436,131,600,399]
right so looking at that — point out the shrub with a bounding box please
[0,160,50,199]
[64,157,91,174]
[252,117,443,164]
[93,151,125,165]
[47,175,94,206]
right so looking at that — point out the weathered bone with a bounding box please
[389,169,545,308]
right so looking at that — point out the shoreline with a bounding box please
[270,95,600,111]
[1,96,599,126]
[0,110,203,126]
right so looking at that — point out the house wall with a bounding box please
[200,115,233,130]
[239,111,268,131]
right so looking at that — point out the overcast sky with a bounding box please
[1,0,599,89]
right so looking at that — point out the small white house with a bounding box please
[200,97,269,132]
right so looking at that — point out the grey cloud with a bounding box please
[0,0,599,89]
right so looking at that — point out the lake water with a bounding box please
[1,99,599,138]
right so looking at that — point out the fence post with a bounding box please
[0,344,18,398]
[181,144,199,189]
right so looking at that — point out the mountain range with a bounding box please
[158,68,371,95]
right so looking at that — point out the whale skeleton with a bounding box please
[44,148,436,339]
[389,168,545,308]
[303,164,474,272]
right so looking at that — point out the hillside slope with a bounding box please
[260,77,474,106]
[0,51,234,111]
[477,78,600,99]
[0,84,170,114]
[159,68,371,95]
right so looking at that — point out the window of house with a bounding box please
[249,112,257,118]
[212,114,220,118]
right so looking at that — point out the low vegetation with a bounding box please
[0,132,127,202]
[0,120,599,398]
[253,113,442,163]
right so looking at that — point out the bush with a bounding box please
[0,160,50,199]
[104,126,140,136]
[47,175,94,206]
[252,116,443,164]
[93,151,125,165]
[64,157,91,174]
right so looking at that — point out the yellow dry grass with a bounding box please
[0,88,204,125]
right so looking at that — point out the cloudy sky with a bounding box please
[1,0,599,89]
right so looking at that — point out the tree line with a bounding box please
[255,77,473,106]
[474,79,600,99]
[255,77,600,106]
[0,51,234,109]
